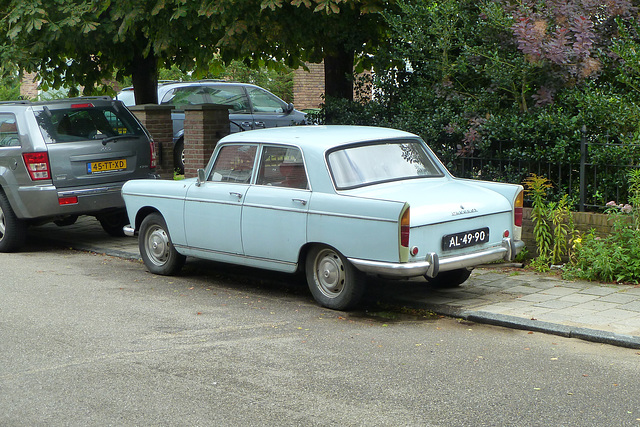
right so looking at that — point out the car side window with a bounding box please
[247,87,287,114]
[210,145,257,183]
[206,86,250,113]
[0,114,19,147]
[256,146,308,190]
[161,87,209,108]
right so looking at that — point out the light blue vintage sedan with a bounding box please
[122,126,524,310]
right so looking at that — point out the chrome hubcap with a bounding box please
[315,249,345,297]
[146,225,170,266]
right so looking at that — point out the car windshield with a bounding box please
[327,139,444,189]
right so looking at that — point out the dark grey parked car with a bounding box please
[0,97,158,252]
[116,80,307,173]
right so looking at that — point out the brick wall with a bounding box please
[20,72,39,99]
[293,62,373,111]
[128,105,175,178]
[293,63,325,110]
[183,104,230,178]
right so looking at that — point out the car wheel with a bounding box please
[426,268,472,288]
[174,138,185,175]
[0,191,26,252]
[97,211,129,237]
[139,213,185,275]
[305,245,365,310]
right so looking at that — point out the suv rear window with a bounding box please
[35,105,144,143]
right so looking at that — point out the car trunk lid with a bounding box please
[342,178,512,226]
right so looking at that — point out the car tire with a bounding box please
[0,191,26,252]
[97,211,129,237]
[174,138,185,175]
[305,245,365,310]
[139,212,185,275]
[426,268,472,288]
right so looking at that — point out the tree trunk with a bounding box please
[324,49,354,123]
[131,51,159,105]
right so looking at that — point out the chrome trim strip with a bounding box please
[58,186,122,197]
[173,244,297,268]
[123,192,186,202]
[308,209,397,223]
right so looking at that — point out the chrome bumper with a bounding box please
[123,225,135,237]
[348,238,525,279]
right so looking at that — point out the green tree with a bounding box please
[0,0,392,104]
[325,0,640,189]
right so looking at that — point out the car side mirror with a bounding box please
[285,103,294,114]
[196,168,206,186]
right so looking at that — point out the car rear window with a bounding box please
[327,139,444,190]
[35,105,145,144]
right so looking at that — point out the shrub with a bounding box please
[564,170,640,283]
[523,174,574,271]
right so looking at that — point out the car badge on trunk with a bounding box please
[452,205,478,216]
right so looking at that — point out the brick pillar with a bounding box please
[183,104,231,178]
[128,104,175,178]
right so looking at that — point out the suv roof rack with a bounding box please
[0,100,31,105]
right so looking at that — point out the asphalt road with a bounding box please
[2,244,640,426]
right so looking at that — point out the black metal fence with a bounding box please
[448,130,640,212]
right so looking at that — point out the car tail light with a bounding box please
[58,196,78,205]
[400,207,410,247]
[149,139,157,169]
[515,190,524,227]
[71,103,93,108]
[23,152,51,180]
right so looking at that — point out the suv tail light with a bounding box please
[150,139,157,169]
[23,152,51,180]
[515,190,524,227]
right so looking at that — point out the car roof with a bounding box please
[155,80,260,90]
[218,125,418,152]
[117,80,259,94]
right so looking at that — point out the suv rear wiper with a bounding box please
[99,134,138,145]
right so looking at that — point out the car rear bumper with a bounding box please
[12,182,126,219]
[348,238,525,279]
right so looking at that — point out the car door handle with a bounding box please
[292,198,307,206]
[241,121,253,128]
[254,121,266,128]
[230,192,243,199]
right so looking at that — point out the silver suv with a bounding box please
[117,80,307,173]
[0,97,158,252]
